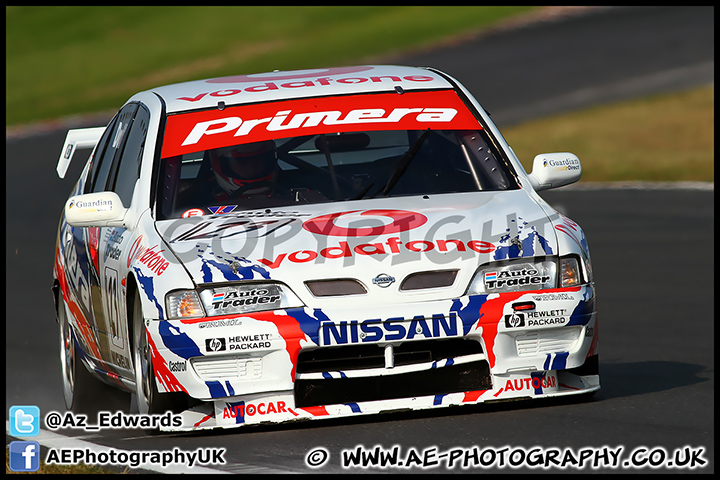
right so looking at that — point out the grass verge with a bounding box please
[503,85,714,182]
[5,6,535,126]
[5,455,123,475]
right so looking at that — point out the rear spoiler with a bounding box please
[56,127,106,178]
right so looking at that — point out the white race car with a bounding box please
[53,65,598,432]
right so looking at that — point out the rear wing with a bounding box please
[56,127,106,178]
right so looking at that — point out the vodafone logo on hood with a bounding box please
[302,209,428,237]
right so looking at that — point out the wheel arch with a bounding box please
[125,272,140,363]
[51,279,61,323]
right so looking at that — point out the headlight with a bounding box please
[166,290,205,319]
[559,256,583,287]
[467,258,557,295]
[199,283,304,317]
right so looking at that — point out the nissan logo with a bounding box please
[372,274,395,288]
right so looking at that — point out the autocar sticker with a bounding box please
[220,399,301,424]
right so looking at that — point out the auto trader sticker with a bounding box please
[484,268,550,289]
[211,289,282,311]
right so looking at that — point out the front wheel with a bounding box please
[131,288,185,415]
[131,289,162,414]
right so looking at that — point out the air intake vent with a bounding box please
[305,279,367,297]
[295,360,491,407]
[400,270,458,291]
[297,337,483,374]
[515,328,581,357]
[191,355,262,380]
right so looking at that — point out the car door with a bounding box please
[67,103,137,369]
[61,111,120,363]
[97,103,150,375]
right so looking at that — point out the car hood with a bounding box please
[156,191,557,302]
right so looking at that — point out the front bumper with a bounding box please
[145,284,599,432]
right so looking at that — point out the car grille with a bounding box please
[294,338,492,407]
[302,270,459,297]
[305,279,367,296]
[399,270,458,290]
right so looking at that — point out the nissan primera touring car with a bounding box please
[53,65,598,432]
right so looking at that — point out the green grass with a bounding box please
[5,5,714,183]
[503,85,714,182]
[6,455,123,474]
[5,6,535,126]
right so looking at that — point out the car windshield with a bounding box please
[156,91,518,220]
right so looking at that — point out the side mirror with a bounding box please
[527,153,582,191]
[65,192,127,227]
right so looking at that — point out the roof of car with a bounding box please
[148,65,455,114]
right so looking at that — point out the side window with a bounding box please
[111,105,150,207]
[89,104,137,193]
[83,116,118,194]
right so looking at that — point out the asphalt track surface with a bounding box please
[6,6,714,473]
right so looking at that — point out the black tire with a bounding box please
[130,288,186,417]
[58,293,124,414]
